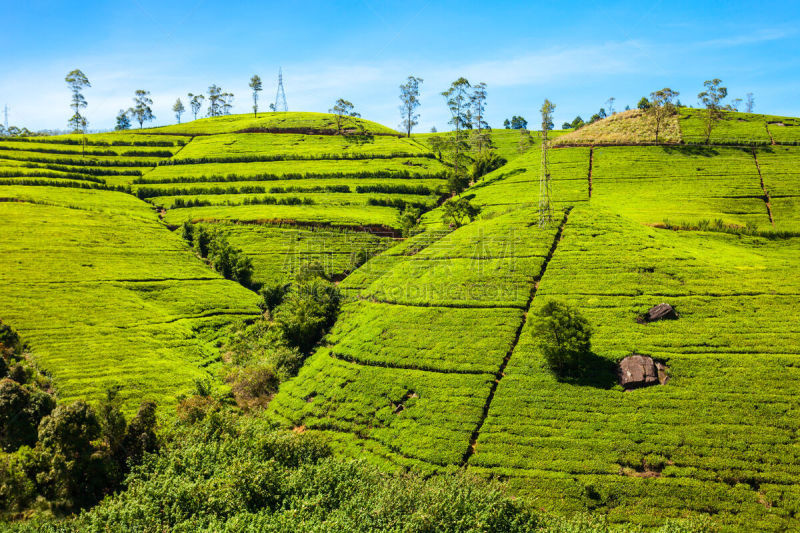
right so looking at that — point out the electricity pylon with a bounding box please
[274,68,288,112]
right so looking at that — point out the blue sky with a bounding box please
[3,0,800,132]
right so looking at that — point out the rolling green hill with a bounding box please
[1,110,799,529]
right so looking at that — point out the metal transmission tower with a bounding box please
[3,105,7,130]
[538,99,556,227]
[538,133,553,227]
[274,68,288,112]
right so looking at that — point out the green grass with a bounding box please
[590,145,771,228]
[754,146,800,231]
[146,111,399,135]
[0,188,260,410]
[203,223,395,286]
[4,108,800,529]
[162,203,403,228]
[677,108,800,145]
[173,132,430,160]
[469,206,800,529]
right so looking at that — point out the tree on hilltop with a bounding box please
[698,78,727,144]
[188,93,205,120]
[606,97,616,115]
[329,99,360,134]
[399,75,423,138]
[65,69,90,133]
[697,78,728,144]
[115,110,131,131]
[207,85,224,117]
[637,97,651,110]
[131,90,155,129]
[648,88,679,143]
[470,82,491,152]
[173,98,185,124]
[441,77,472,194]
[249,75,263,118]
[745,93,755,113]
[222,91,234,115]
[570,116,585,129]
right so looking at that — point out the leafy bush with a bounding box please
[472,150,507,179]
[26,413,542,532]
[0,379,55,451]
[442,197,479,228]
[183,224,255,288]
[225,364,281,409]
[532,300,593,377]
[259,282,290,312]
[274,278,341,353]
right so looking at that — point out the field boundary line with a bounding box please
[355,295,525,310]
[765,123,776,145]
[328,350,491,376]
[460,206,573,467]
[751,148,775,226]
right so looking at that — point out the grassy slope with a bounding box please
[267,112,800,529]
[3,109,800,527]
[678,108,800,145]
[553,109,681,145]
[0,187,261,409]
[146,111,399,135]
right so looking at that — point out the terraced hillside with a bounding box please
[267,116,800,529]
[0,113,538,406]
[2,109,800,528]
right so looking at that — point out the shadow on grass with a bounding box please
[555,352,618,389]
[660,145,719,157]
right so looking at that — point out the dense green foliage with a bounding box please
[0,324,157,517]
[531,300,593,377]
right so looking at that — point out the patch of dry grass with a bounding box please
[553,109,681,146]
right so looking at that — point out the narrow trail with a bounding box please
[765,123,776,145]
[751,148,775,226]
[460,207,573,467]
[587,147,594,198]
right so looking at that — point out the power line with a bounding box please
[274,68,288,112]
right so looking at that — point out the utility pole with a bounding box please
[274,68,288,112]
[538,99,555,227]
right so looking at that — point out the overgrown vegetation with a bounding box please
[181,223,255,288]
[0,323,157,518]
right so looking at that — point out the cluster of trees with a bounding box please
[40,411,549,531]
[503,116,528,129]
[210,262,342,411]
[59,67,760,142]
[115,90,156,130]
[0,323,157,516]
[426,77,496,194]
[0,125,34,137]
[66,68,241,132]
[181,223,254,289]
